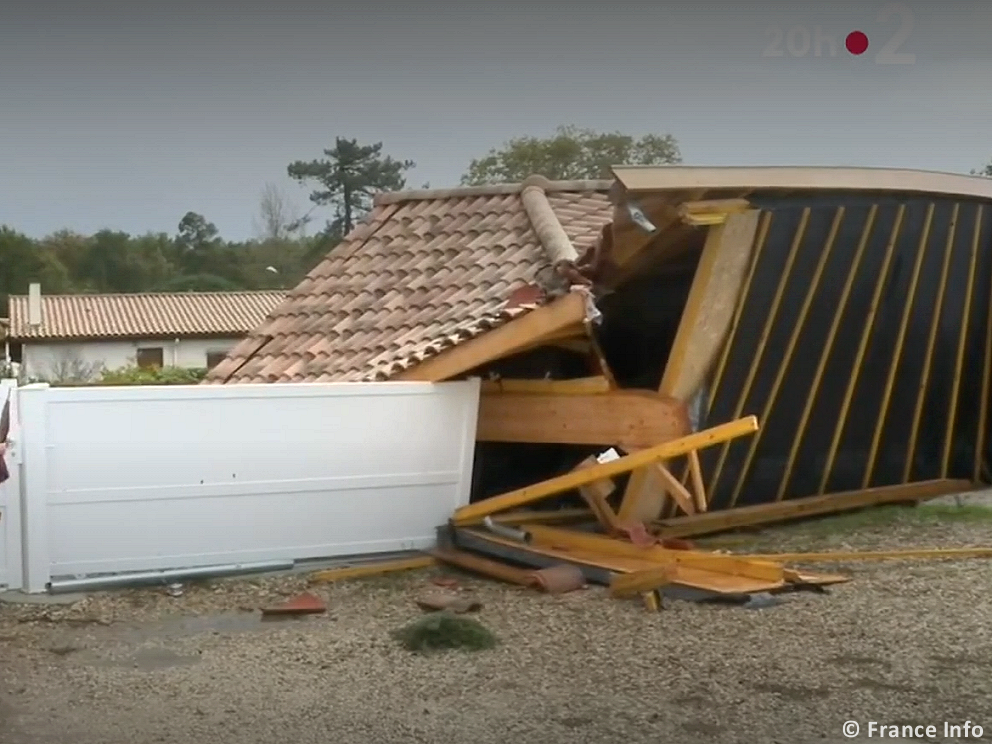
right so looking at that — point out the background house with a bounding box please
[6,285,286,381]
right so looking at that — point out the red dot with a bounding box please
[846,30,869,55]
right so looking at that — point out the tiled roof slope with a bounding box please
[207,178,613,384]
[7,291,288,340]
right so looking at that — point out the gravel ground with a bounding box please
[2,511,992,744]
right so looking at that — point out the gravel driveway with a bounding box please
[2,508,992,744]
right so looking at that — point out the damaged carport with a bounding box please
[209,166,992,604]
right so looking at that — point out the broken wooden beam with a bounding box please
[428,546,536,586]
[653,479,973,538]
[745,547,992,563]
[453,416,759,525]
[476,389,691,448]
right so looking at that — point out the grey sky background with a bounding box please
[1,0,990,240]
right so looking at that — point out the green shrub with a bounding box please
[391,612,498,654]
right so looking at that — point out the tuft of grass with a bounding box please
[391,612,498,654]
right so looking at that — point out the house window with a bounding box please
[136,347,164,369]
[206,351,228,370]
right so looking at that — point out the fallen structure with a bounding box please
[208,166,992,537]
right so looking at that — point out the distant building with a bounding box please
[5,286,287,382]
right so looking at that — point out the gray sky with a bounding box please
[1,0,990,240]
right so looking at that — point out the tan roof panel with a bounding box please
[7,291,288,340]
[207,178,614,384]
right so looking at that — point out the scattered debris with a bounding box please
[528,565,586,594]
[391,612,498,653]
[431,576,460,589]
[260,592,326,617]
[166,583,184,597]
[415,592,482,614]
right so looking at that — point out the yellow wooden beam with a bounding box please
[491,507,593,526]
[523,524,784,582]
[942,205,984,477]
[862,204,935,488]
[678,198,751,226]
[976,216,992,482]
[775,205,878,501]
[479,376,610,395]
[452,416,759,524]
[905,204,960,481]
[729,207,842,507]
[706,209,809,504]
[395,291,590,382]
[819,205,907,493]
[743,547,992,563]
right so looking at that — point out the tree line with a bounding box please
[0,127,680,309]
[2,129,988,310]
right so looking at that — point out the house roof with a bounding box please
[7,291,288,341]
[206,177,613,384]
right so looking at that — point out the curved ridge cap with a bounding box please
[372,178,615,206]
[519,174,579,266]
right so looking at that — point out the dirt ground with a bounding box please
[2,504,992,744]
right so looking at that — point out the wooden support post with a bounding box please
[619,209,762,522]
[451,416,759,525]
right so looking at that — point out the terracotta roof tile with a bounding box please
[7,291,288,341]
[206,177,614,384]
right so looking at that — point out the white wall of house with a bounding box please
[20,337,243,380]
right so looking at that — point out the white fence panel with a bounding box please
[0,379,23,589]
[17,380,480,592]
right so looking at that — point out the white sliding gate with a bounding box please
[0,379,23,589]
[10,379,480,593]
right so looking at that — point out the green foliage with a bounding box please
[974,160,992,177]
[461,125,682,185]
[50,365,210,387]
[288,137,415,235]
[391,612,498,654]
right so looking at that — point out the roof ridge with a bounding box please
[519,175,579,266]
[8,290,287,300]
[373,177,614,205]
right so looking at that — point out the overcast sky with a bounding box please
[1,0,989,240]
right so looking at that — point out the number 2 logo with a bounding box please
[875,2,915,64]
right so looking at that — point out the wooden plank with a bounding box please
[452,416,760,524]
[428,547,536,585]
[522,524,785,583]
[728,207,840,507]
[479,376,610,395]
[395,291,589,382]
[748,548,992,563]
[619,210,762,523]
[308,556,435,583]
[610,565,675,597]
[651,462,696,515]
[655,478,972,538]
[904,204,959,481]
[476,389,691,448]
[776,205,878,500]
[862,204,935,487]
[687,450,707,512]
[819,205,907,494]
[942,204,983,477]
